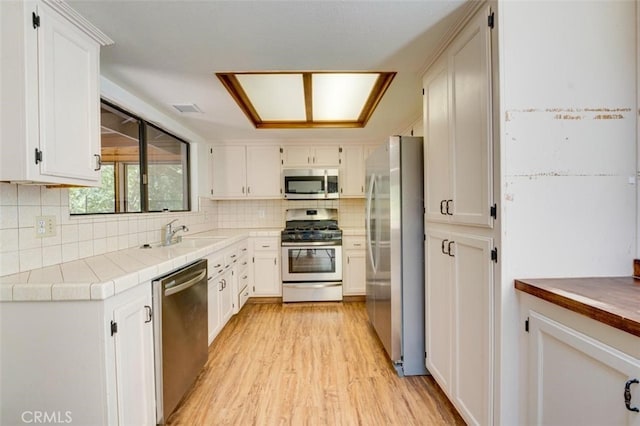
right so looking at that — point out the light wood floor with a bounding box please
[167,302,464,425]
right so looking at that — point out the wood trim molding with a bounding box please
[216,71,396,129]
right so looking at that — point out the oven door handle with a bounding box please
[281,241,342,247]
[283,282,342,289]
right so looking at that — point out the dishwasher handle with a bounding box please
[164,269,207,296]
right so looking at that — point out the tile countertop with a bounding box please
[0,228,281,302]
[515,277,640,338]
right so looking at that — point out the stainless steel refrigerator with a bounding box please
[365,135,427,376]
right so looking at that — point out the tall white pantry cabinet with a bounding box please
[422,4,496,426]
[0,0,113,186]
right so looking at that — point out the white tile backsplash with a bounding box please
[17,185,41,206]
[0,183,219,276]
[0,183,18,205]
[0,205,19,229]
[215,198,365,229]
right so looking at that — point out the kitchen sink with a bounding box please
[140,237,226,250]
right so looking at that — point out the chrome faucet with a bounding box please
[163,219,189,246]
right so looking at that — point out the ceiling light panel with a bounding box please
[312,73,379,121]
[236,74,306,121]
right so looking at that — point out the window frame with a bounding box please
[70,99,191,215]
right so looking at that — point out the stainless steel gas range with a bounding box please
[281,208,343,302]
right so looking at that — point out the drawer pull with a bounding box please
[261,245,270,248]
[625,379,639,412]
[230,254,237,258]
[242,275,248,280]
[353,243,362,247]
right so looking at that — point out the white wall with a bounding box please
[497,1,637,424]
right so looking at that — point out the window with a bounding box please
[69,101,190,215]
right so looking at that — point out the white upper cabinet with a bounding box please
[424,57,451,223]
[282,145,340,167]
[211,146,246,198]
[0,0,112,186]
[340,145,365,197]
[210,145,281,199]
[246,146,282,197]
[423,5,493,227]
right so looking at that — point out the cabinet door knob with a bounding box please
[94,154,102,171]
[440,200,446,215]
[625,379,639,412]
[447,240,455,257]
[441,239,448,255]
[144,305,152,323]
[446,199,453,215]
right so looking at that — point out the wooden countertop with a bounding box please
[515,277,640,338]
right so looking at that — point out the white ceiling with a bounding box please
[68,0,469,143]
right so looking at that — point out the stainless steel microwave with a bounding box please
[283,169,339,199]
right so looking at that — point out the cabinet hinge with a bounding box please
[491,247,498,263]
[110,320,118,336]
[490,203,497,219]
[525,317,529,333]
[34,148,43,164]
[32,12,40,29]
[488,11,495,28]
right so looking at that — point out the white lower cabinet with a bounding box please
[235,241,250,312]
[112,285,156,425]
[251,236,281,297]
[218,267,234,325]
[425,230,493,426]
[206,253,224,344]
[528,311,640,426]
[343,236,365,295]
[0,282,155,425]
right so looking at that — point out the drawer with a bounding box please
[238,285,250,310]
[237,239,249,256]
[225,249,239,267]
[208,254,225,278]
[253,237,279,251]
[237,255,250,271]
[238,270,250,290]
[344,237,365,250]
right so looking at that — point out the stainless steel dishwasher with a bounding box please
[152,259,208,424]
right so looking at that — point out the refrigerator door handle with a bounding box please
[365,173,377,273]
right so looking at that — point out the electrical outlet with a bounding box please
[35,216,56,238]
